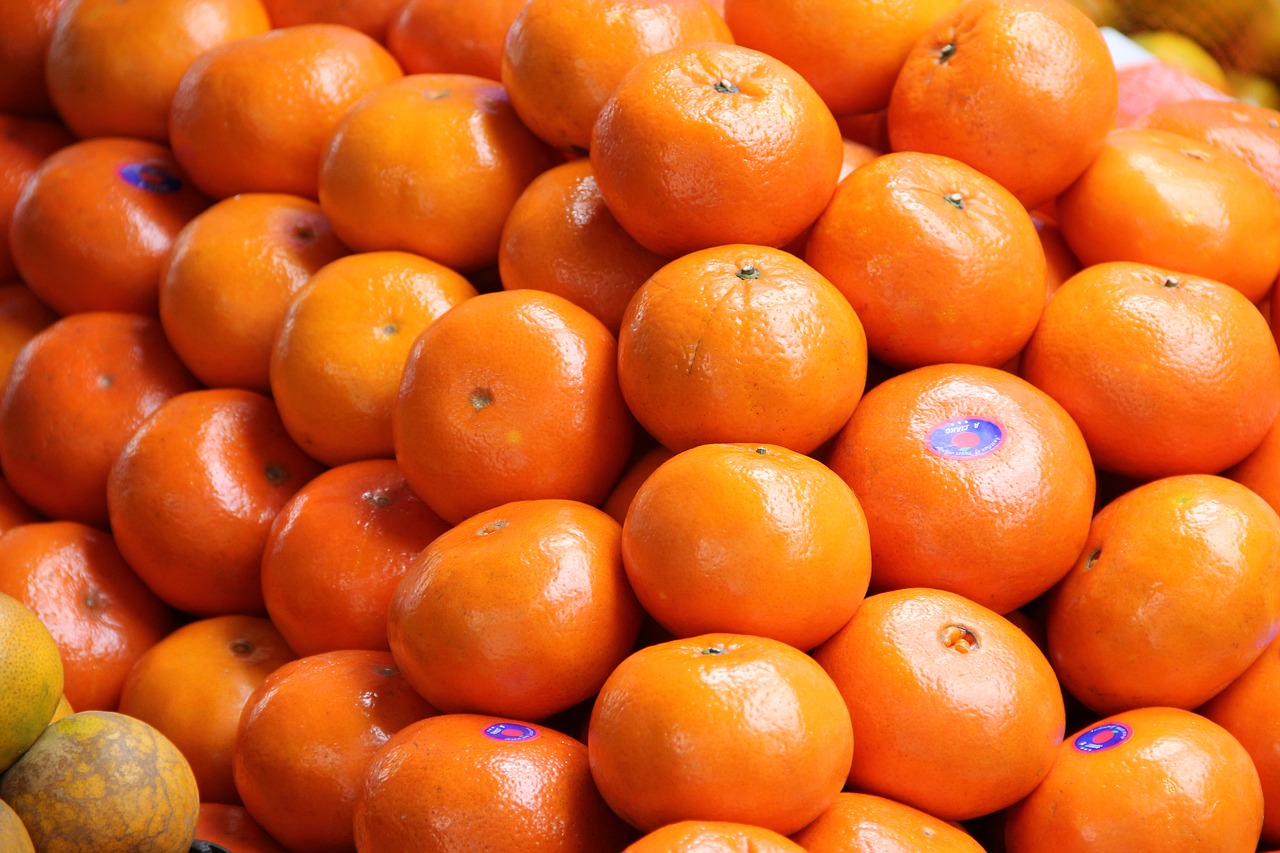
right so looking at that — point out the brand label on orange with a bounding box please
[1073,722,1132,753]
[117,163,182,193]
[927,417,1004,459]
[483,722,540,742]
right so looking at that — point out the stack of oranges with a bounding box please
[1,0,1280,851]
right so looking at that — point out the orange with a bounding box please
[498,158,667,335]
[1003,706,1265,852]
[591,42,843,257]
[0,0,67,116]
[386,0,528,81]
[628,821,806,852]
[233,649,436,853]
[501,0,733,151]
[1227,412,1280,517]
[790,792,987,852]
[0,591,64,773]
[1137,98,1280,199]
[106,388,325,617]
[355,713,634,852]
[270,250,478,465]
[805,151,1046,369]
[1034,213,1081,299]
[158,192,348,392]
[0,312,198,527]
[44,0,270,142]
[722,0,960,116]
[261,459,451,656]
[169,23,402,200]
[1020,261,1280,479]
[621,442,871,650]
[117,615,296,806]
[0,800,34,853]
[393,289,634,524]
[8,136,209,315]
[1046,474,1280,714]
[0,476,39,535]
[0,521,177,712]
[601,446,676,525]
[825,364,1095,614]
[389,499,643,721]
[588,632,853,835]
[257,0,401,41]
[1056,128,1280,303]
[318,73,558,273]
[0,114,72,280]
[616,244,866,454]
[887,0,1118,209]
[0,283,57,394]
[195,803,288,853]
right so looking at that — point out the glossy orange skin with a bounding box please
[1057,129,1280,303]
[195,803,287,853]
[258,0,401,40]
[502,0,732,151]
[826,364,1095,614]
[591,43,843,257]
[600,446,675,525]
[386,0,528,80]
[9,137,209,315]
[0,312,199,527]
[1020,261,1280,479]
[887,0,1117,209]
[234,650,435,853]
[499,159,667,335]
[106,388,325,617]
[621,443,871,650]
[169,24,403,200]
[1004,707,1264,852]
[389,499,642,721]
[0,283,57,393]
[393,289,634,525]
[117,615,296,806]
[261,460,451,656]
[318,73,557,273]
[356,713,633,852]
[628,821,805,852]
[806,151,1046,369]
[0,0,67,116]
[1047,474,1280,715]
[159,192,348,393]
[790,792,987,852]
[617,244,866,454]
[588,633,853,835]
[270,251,478,465]
[0,521,177,712]
[0,115,71,280]
[1138,99,1280,199]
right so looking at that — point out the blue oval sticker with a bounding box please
[1073,722,1132,753]
[482,722,540,743]
[927,417,1004,459]
[117,163,182,193]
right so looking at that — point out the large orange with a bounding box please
[588,632,853,835]
[1020,261,1280,479]
[616,244,866,454]
[590,42,843,257]
[790,792,987,852]
[887,0,1117,209]
[0,114,71,281]
[385,0,528,81]
[0,0,67,116]
[628,822,805,852]
[1137,98,1280,198]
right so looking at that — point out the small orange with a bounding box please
[261,459,451,656]
[1003,707,1264,852]
[0,0,67,116]
[0,477,39,535]
[1226,412,1280,517]
[588,632,853,835]
[600,446,676,525]
[1034,213,1082,300]
[195,804,287,853]
[0,114,72,280]
[628,821,806,852]
[616,244,866,454]
[591,42,843,256]
[386,0,528,81]
[257,0,401,41]
[0,282,57,394]
[1137,98,1280,198]
[790,792,987,852]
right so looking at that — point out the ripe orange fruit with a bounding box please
[588,632,853,835]
[0,477,39,536]
[790,792,987,852]
[1035,213,1082,300]
[1056,128,1280,303]
[106,388,325,617]
[196,803,287,853]
[44,0,270,142]
[1003,706,1264,852]
[813,588,1065,821]
[826,364,1095,614]
[616,244,866,454]
[591,42,843,257]
[805,151,1046,369]
[498,159,667,335]
[601,446,676,525]
[8,136,209,315]
[1137,98,1280,198]
[159,192,349,392]
[117,615,296,806]
[270,250,478,465]
[169,23,402,199]
[1226,413,1280,516]
[501,0,733,151]
[722,0,960,116]
[0,521,177,712]
[0,800,34,853]
[393,289,634,524]
[888,0,1117,209]
[1020,261,1280,479]
[628,821,806,852]
[386,0,528,81]
[0,114,72,281]
[0,312,198,527]
[318,73,557,273]
[0,0,67,116]
[621,442,871,650]
[234,650,435,853]
[261,459,451,656]
[257,0,401,40]
[1047,474,1280,714]
[0,283,57,394]
[0,591,64,773]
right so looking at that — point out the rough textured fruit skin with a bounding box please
[0,710,200,853]
[0,591,63,773]
[0,800,35,853]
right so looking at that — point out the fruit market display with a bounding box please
[7,0,1280,851]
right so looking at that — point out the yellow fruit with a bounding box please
[48,694,73,724]
[1131,30,1231,91]
[1064,0,1130,30]
[0,800,35,853]
[0,591,63,773]
[1226,69,1280,108]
